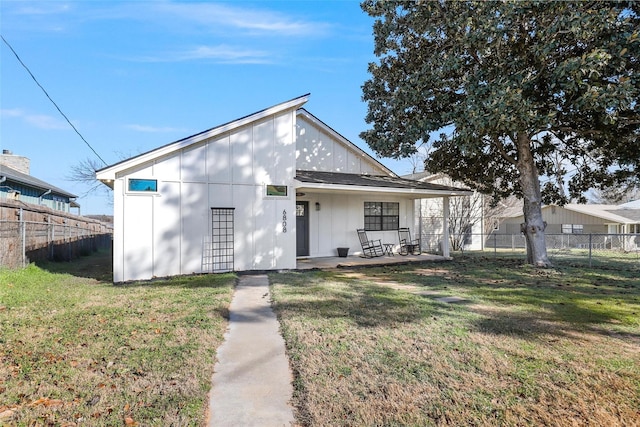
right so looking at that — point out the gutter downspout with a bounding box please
[39,189,52,206]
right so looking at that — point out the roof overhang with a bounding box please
[96,94,310,183]
[294,170,472,199]
[294,181,470,199]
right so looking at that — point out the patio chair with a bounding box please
[356,229,384,258]
[398,227,421,255]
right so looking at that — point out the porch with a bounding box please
[296,253,450,270]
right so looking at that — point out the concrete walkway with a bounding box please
[208,275,295,427]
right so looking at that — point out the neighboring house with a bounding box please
[403,172,484,251]
[501,203,640,235]
[96,95,469,282]
[0,150,78,213]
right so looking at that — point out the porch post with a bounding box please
[442,196,450,257]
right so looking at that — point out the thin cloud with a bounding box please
[153,2,331,37]
[10,3,72,16]
[2,1,333,38]
[125,124,186,133]
[132,44,273,64]
[1,108,68,130]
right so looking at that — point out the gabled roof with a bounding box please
[296,108,394,177]
[558,204,640,224]
[295,170,472,197]
[506,203,640,224]
[96,94,310,183]
[0,164,76,198]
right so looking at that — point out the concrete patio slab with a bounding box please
[296,253,449,270]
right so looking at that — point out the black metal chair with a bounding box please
[356,229,384,258]
[398,227,421,255]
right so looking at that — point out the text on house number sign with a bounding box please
[282,210,287,233]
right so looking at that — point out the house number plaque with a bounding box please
[282,210,287,233]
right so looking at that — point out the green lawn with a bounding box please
[3,251,638,426]
[270,256,640,426]
[0,251,235,426]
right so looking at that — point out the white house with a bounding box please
[97,95,469,282]
[403,172,484,251]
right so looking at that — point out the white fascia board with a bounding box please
[296,109,395,177]
[294,180,472,199]
[97,94,310,181]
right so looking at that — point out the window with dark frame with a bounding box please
[561,224,584,234]
[364,201,399,231]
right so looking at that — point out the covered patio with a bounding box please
[296,252,449,270]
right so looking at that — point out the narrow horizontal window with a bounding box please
[128,179,157,192]
[266,185,288,197]
[561,224,583,234]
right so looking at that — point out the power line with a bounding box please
[1,35,108,167]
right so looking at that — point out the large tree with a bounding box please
[361,0,639,266]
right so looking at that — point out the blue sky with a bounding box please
[1,0,418,215]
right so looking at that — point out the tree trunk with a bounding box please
[516,133,552,267]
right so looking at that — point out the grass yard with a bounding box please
[271,256,640,426]
[0,250,235,426]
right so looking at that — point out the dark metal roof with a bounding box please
[0,164,77,198]
[295,170,470,193]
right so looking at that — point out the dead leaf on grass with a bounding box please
[0,409,16,420]
[28,397,64,407]
[124,416,138,426]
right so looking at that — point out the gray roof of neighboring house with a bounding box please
[619,199,640,208]
[0,164,77,198]
[295,170,470,193]
[505,203,640,224]
[607,208,640,222]
[559,204,640,224]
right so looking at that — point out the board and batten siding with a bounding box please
[112,110,297,282]
[296,192,415,258]
[296,115,387,174]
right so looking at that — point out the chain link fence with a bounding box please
[421,232,640,270]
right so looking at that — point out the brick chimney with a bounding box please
[0,150,31,175]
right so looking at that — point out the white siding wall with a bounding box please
[113,110,297,282]
[298,193,415,257]
[296,116,386,174]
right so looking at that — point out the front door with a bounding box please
[296,201,309,257]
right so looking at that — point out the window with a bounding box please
[128,179,157,192]
[562,224,583,234]
[266,185,288,197]
[463,225,472,245]
[364,202,399,231]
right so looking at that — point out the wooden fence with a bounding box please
[0,199,112,268]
